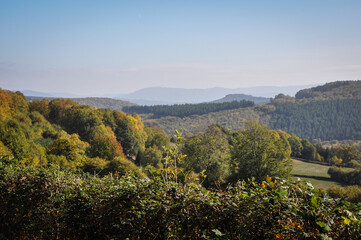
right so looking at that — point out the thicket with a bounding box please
[327,185,361,203]
[1,160,361,239]
[328,167,361,185]
[123,100,254,118]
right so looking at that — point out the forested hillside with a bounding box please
[123,100,254,118]
[26,96,137,111]
[3,87,361,239]
[1,89,168,172]
[143,81,361,140]
[295,80,361,100]
[270,99,361,140]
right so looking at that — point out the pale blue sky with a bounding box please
[1,0,361,95]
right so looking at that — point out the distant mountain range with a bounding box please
[116,84,318,105]
[20,84,318,106]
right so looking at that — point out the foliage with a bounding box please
[182,125,232,188]
[288,134,303,158]
[1,162,361,239]
[334,145,361,165]
[230,122,292,182]
[47,131,88,167]
[301,139,317,161]
[328,167,361,185]
[87,133,125,160]
[144,145,163,168]
[27,96,137,111]
[328,185,361,203]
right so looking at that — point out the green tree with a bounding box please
[301,139,317,160]
[230,122,292,182]
[288,134,303,158]
[0,120,30,160]
[144,146,163,168]
[145,126,169,149]
[182,125,231,187]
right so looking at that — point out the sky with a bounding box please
[1,0,361,95]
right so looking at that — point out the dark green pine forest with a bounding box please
[2,81,361,239]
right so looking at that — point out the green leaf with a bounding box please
[212,229,225,236]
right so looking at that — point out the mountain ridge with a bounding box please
[116,84,318,105]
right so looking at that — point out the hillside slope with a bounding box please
[295,80,361,100]
[143,81,361,140]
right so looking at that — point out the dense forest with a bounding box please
[270,99,361,140]
[295,80,361,100]
[2,87,361,238]
[1,89,169,173]
[122,100,254,118]
[142,81,361,141]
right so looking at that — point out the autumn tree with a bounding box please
[87,133,125,161]
[334,145,361,165]
[48,131,89,166]
[29,99,50,117]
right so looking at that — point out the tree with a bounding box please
[182,125,231,187]
[29,99,50,117]
[47,132,89,167]
[288,134,303,158]
[301,139,317,160]
[144,146,163,168]
[145,126,169,149]
[87,134,125,161]
[0,120,30,160]
[334,145,361,165]
[230,122,292,182]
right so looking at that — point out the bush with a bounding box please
[328,167,361,185]
[328,185,361,203]
[1,163,361,239]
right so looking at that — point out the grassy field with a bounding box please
[291,159,345,189]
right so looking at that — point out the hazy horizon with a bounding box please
[1,1,361,95]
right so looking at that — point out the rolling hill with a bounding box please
[142,81,361,140]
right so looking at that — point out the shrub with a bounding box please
[1,163,361,239]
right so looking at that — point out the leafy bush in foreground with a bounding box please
[1,162,361,239]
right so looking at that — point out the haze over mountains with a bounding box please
[20,84,318,106]
[115,84,318,105]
